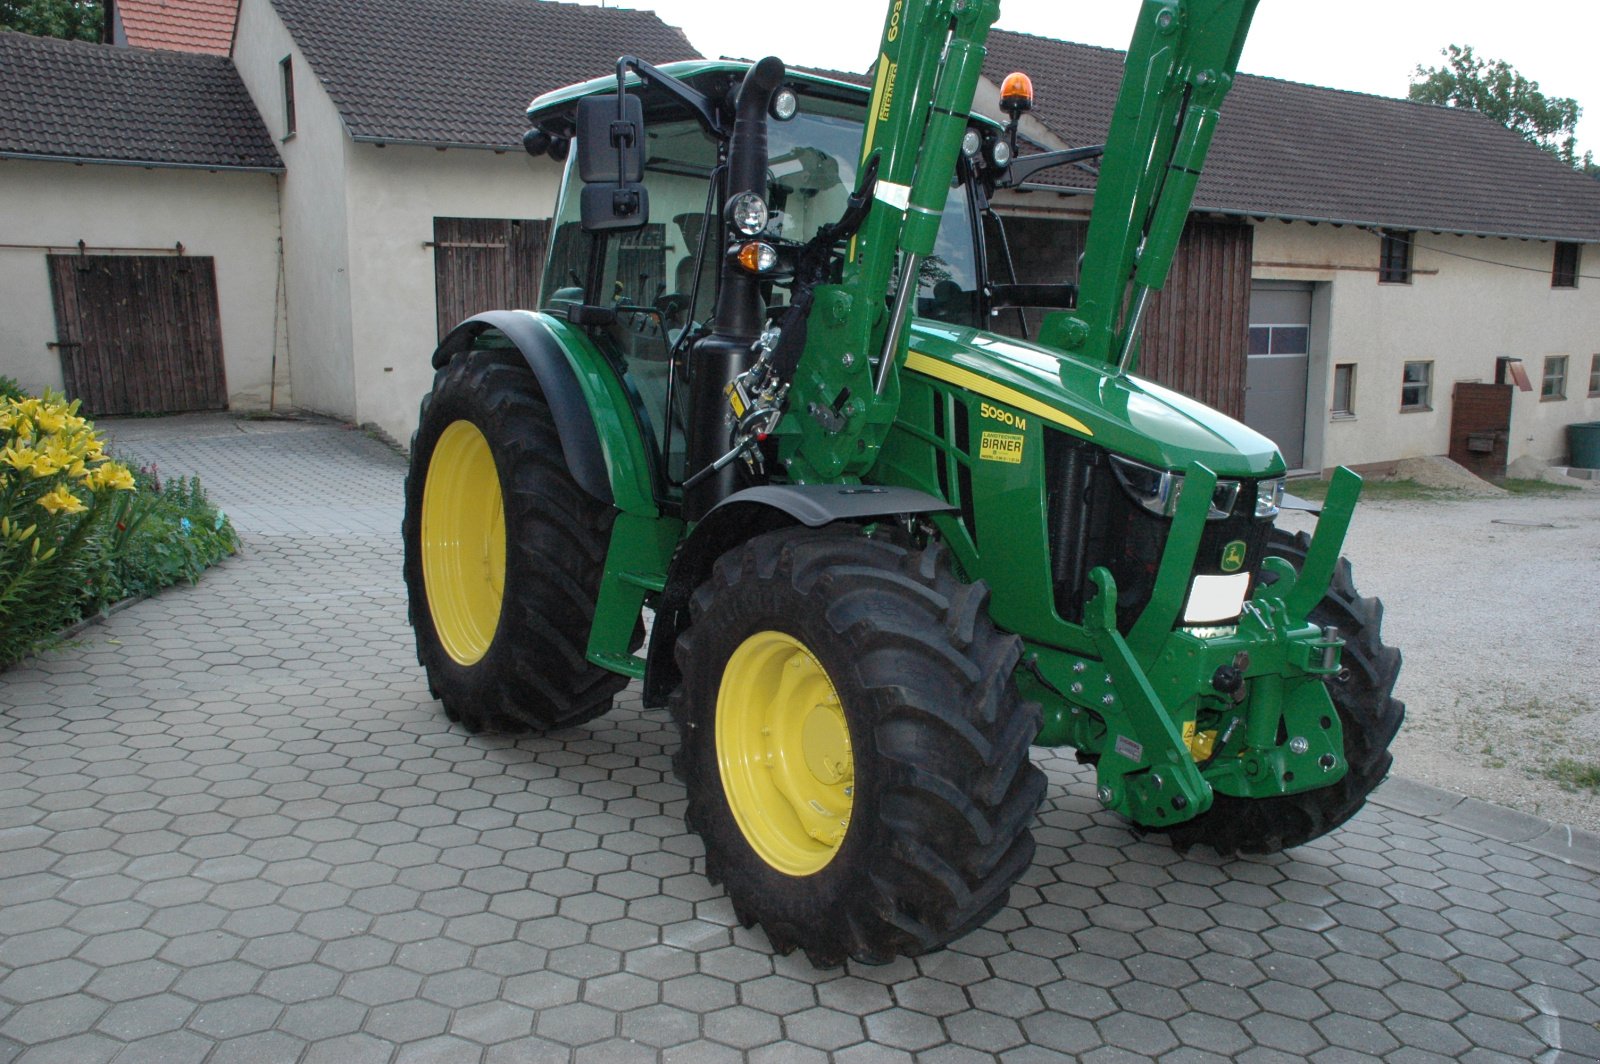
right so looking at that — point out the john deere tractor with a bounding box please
[403,0,1403,967]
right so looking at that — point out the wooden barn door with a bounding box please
[47,254,228,416]
[985,213,1253,417]
[432,217,550,340]
[1140,219,1254,419]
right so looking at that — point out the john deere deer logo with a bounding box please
[1220,540,1247,572]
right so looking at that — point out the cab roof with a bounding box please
[527,58,1004,132]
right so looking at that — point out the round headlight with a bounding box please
[727,191,769,237]
[989,137,1012,169]
[770,88,799,122]
[960,128,982,158]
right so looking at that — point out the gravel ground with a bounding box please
[1281,479,1600,833]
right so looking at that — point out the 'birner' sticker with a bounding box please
[979,431,1024,463]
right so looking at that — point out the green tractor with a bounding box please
[403,0,1402,967]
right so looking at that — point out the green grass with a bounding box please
[1289,475,1582,501]
[1287,478,1460,502]
[1541,758,1600,792]
[1501,477,1581,496]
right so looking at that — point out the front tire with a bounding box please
[1154,528,1404,855]
[402,349,630,733]
[671,526,1046,967]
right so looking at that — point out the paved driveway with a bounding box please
[2,414,1598,1064]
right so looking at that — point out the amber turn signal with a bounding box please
[735,242,778,273]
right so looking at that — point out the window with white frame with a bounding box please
[1400,361,1432,410]
[1332,363,1356,418]
[1542,355,1568,400]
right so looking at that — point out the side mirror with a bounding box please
[577,94,649,232]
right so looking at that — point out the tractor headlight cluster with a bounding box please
[1109,455,1242,521]
[961,128,983,158]
[727,191,769,237]
[1255,477,1285,519]
[733,241,778,273]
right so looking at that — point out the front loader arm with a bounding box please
[778,0,1001,483]
[1037,0,1258,372]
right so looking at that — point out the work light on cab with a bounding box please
[727,191,769,237]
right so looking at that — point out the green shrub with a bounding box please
[0,376,24,401]
[0,389,237,668]
[97,467,240,602]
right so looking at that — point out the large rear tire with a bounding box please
[1154,528,1404,855]
[671,526,1046,967]
[402,349,630,733]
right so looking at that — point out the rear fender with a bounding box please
[641,484,955,706]
[432,310,659,516]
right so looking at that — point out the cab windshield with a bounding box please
[542,96,983,331]
[539,87,985,483]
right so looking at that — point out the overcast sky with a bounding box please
[585,0,1597,157]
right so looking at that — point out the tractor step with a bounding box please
[588,650,647,680]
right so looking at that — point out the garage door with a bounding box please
[47,254,228,416]
[1244,281,1312,469]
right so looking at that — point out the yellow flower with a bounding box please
[35,407,65,434]
[38,485,87,515]
[90,462,135,491]
[2,445,37,472]
[29,452,60,478]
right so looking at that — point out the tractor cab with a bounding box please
[525,62,1011,492]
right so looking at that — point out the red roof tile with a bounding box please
[113,0,237,57]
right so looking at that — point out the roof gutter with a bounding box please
[350,135,520,152]
[1199,206,1600,246]
[0,151,283,174]
[1008,179,1600,245]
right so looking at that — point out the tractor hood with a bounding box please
[907,320,1285,478]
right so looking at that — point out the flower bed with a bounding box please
[0,385,239,668]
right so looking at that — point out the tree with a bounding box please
[0,0,103,43]
[1409,45,1590,171]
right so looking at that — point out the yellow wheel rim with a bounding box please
[420,420,506,665]
[716,631,854,876]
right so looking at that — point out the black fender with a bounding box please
[641,483,956,706]
[432,310,613,505]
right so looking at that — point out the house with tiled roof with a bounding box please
[228,0,698,439]
[975,29,1600,474]
[4,2,1597,473]
[0,30,283,414]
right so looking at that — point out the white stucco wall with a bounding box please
[0,159,282,408]
[1251,221,1600,471]
[232,0,356,421]
[342,143,563,447]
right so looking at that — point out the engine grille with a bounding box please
[1044,430,1275,632]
